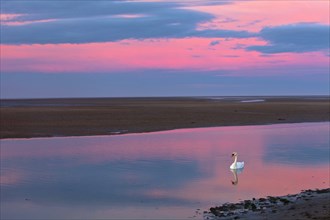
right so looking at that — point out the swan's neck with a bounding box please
[233,155,237,164]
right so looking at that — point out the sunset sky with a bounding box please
[1,0,329,98]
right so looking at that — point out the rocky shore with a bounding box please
[204,188,330,220]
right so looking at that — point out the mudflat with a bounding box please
[1,96,329,139]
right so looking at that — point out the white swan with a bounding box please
[230,152,244,169]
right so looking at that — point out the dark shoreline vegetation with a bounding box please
[1,96,329,139]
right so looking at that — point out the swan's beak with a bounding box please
[231,153,234,157]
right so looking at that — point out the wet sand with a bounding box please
[1,96,329,139]
[205,188,330,220]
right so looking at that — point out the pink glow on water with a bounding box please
[0,171,24,185]
[159,165,328,204]
[1,123,329,218]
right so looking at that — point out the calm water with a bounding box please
[1,122,329,219]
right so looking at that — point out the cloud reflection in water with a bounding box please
[1,122,329,219]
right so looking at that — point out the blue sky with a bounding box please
[1,0,329,98]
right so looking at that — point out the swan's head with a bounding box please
[231,152,238,157]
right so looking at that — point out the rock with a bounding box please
[316,188,329,194]
[279,198,291,205]
[268,196,278,203]
[251,203,257,211]
[210,207,217,216]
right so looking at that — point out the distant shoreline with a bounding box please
[1,96,329,139]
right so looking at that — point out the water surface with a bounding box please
[1,122,329,219]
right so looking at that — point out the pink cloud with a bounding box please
[0,13,23,21]
[2,1,328,75]
[2,38,328,74]
[0,13,56,26]
[3,19,57,26]
[193,1,329,32]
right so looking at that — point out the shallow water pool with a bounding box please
[1,122,329,219]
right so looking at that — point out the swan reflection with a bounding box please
[230,168,244,186]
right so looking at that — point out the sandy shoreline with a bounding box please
[205,188,330,220]
[1,96,329,139]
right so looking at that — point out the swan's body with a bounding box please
[230,161,244,169]
[230,152,245,169]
